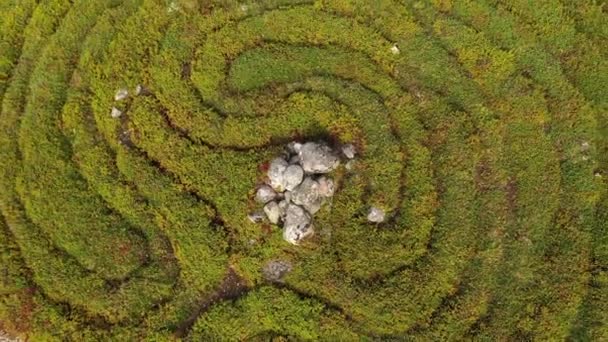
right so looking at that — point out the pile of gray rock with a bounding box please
[249,141,356,244]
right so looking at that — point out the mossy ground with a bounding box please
[0,0,606,340]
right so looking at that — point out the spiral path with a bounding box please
[0,0,606,340]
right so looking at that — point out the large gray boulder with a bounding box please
[283,204,314,245]
[291,177,323,214]
[283,164,304,191]
[298,142,340,174]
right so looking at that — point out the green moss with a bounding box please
[0,0,605,339]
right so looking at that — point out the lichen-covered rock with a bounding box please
[283,164,304,191]
[255,185,277,204]
[367,206,386,223]
[267,157,288,191]
[263,201,281,224]
[298,142,339,174]
[262,260,292,282]
[291,177,323,214]
[283,204,313,245]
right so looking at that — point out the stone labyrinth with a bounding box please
[0,0,606,340]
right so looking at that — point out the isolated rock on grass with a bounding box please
[283,204,314,245]
[110,107,122,118]
[262,260,292,282]
[341,144,356,159]
[367,206,386,223]
[134,84,151,96]
[298,142,340,174]
[391,43,400,54]
[114,88,128,101]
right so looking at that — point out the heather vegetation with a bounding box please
[0,0,606,340]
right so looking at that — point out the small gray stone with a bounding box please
[262,260,292,282]
[268,157,289,191]
[264,201,281,224]
[581,141,590,152]
[247,211,265,223]
[317,176,335,197]
[341,144,356,159]
[298,142,340,174]
[115,88,128,101]
[135,84,144,96]
[284,164,304,191]
[283,204,314,245]
[367,206,386,223]
[255,185,277,204]
[287,142,303,154]
[110,107,122,118]
[391,44,400,54]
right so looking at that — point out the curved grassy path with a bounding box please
[0,0,605,340]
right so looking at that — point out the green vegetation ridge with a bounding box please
[0,0,605,340]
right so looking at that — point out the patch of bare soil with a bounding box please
[174,267,249,338]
